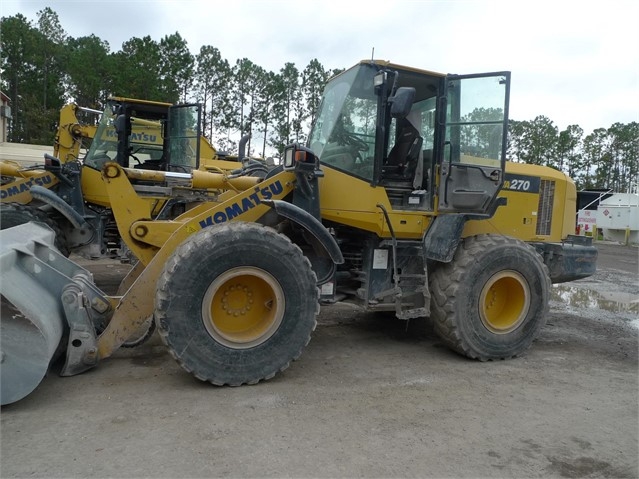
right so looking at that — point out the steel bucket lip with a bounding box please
[0,312,55,406]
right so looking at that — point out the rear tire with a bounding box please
[430,235,551,360]
[0,203,70,256]
[155,222,319,385]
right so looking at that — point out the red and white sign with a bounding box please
[577,210,597,224]
[576,209,599,235]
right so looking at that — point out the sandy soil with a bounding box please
[0,242,637,478]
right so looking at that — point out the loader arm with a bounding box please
[0,162,59,204]
[95,163,297,358]
[0,164,296,404]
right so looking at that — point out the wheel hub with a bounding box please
[221,284,255,316]
[202,267,284,349]
[479,270,530,334]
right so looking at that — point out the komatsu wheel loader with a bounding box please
[0,60,597,406]
[0,97,265,260]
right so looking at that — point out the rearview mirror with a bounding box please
[390,87,415,118]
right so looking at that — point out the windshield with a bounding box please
[308,64,379,181]
[83,105,117,170]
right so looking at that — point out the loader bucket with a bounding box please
[0,222,87,405]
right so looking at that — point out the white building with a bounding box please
[597,191,639,244]
[1,91,11,142]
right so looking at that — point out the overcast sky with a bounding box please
[2,0,638,134]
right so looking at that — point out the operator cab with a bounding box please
[308,61,510,216]
[83,98,202,174]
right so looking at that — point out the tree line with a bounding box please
[1,8,637,192]
[1,8,342,158]
[508,117,638,193]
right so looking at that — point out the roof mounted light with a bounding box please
[374,71,386,87]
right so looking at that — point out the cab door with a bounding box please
[437,72,510,215]
[166,104,202,170]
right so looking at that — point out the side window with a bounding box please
[387,97,436,155]
[438,72,510,214]
[384,97,437,188]
[167,105,201,171]
[445,75,508,167]
[128,116,164,168]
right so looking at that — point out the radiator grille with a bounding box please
[536,179,555,235]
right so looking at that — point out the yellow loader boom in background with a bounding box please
[0,60,597,406]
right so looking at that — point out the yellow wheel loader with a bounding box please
[0,97,264,261]
[0,60,597,406]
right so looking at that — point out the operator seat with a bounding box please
[383,118,423,180]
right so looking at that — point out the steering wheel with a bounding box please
[335,130,368,152]
[129,147,143,165]
[350,133,369,152]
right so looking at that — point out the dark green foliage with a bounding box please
[1,8,636,189]
[194,45,231,145]
[64,35,112,109]
[270,62,300,154]
[111,36,163,100]
[159,32,194,103]
[508,115,559,166]
[508,117,638,191]
[1,11,65,143]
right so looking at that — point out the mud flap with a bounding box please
[422,214,466,263]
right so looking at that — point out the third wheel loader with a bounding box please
[0,60,597,406]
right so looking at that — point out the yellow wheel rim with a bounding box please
[202,267,285,348]
[479,270,530,334]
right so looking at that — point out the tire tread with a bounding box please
[155,222,319,386]
[430,234,551,360]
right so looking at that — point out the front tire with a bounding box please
[430,235,551,360]
[0,203,70,256]
[155,222,319,385]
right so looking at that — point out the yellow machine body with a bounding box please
[0,59,597,406]
[319,159,577,244]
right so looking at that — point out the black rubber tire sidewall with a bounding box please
[430,235,551,360]
[0,203,70,256]
[156,222,319,385]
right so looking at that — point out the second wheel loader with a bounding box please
[0,60,597,406]
[0,97,265,261]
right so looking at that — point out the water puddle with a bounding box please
[551,284,639,316]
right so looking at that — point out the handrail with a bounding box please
[576,189,614,216]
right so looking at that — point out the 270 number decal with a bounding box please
[503,174,540,194]
[504,178,531,191]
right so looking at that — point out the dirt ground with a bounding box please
[1,242,637,478]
